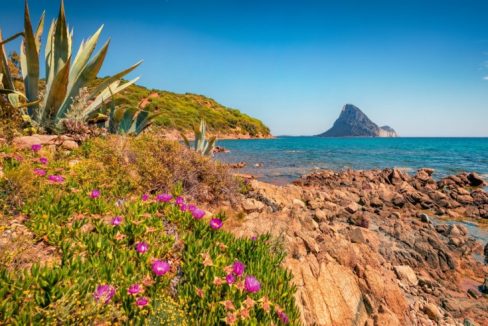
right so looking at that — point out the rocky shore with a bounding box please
[225,168,488,325]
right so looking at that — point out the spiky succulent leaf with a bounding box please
[21,0,40,105]
[42,58,71,124]
[52,0,70,79]
[0,31,15,91]
[57,39,110,119]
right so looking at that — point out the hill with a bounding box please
[114,83,271,138]
[318,104,398,137]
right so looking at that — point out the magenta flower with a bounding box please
[39,157,48,165]
[175,196,184,206]
[152,260,170,276]
[277,311,289,324]
[48,175,65,183]
[111,216,123,226]
[179,204,188,212]
[135,296,149,307]
[127,283,142,295]
[251,235,257,241]
[209,218,223,230]
[232,261,245,276]
[135,242,149,254]
[188,205,196,212]
[191,208,205,220]
[34,168,46,176]
[244,276,261,293]
[93,284,116,304]
[226,273,236,285]
[90,189,100,199]
[31,144,42,152]
[141,194,149,201]
[156,193,172,203]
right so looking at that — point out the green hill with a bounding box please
[114,83,271,138]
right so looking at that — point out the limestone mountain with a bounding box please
[318,104,398,137]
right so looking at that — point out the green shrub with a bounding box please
[0,139,298,324]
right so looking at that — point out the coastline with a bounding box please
[225,167,488,324]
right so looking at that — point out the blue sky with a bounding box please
[2,0,488,136]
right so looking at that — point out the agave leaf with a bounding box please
[84,77,139,116]
[22,0,40,104]
[181,133,190,148]
[0,30,15,91]
[69,25,103,89]
[131,110,153,135]
[119,108,137,133]
[52,0,70,79]
[45,19,55,86]
[7,93,20,108]
[42,57,71,123]
[88,60,142,100]
[57,39,110,118]
[35,11,45,51]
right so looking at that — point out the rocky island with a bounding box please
[318,104,398,137]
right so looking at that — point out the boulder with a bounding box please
[393,265,418,286]
[423,303,443,321]
[467,172,485,187]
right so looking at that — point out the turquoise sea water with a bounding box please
[215,137,488,184]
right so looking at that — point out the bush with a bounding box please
[0,138,298,324]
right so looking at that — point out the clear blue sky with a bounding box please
[2,0,488,136]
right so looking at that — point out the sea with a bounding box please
[215,137,488,185]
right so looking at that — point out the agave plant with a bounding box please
[182,120,216,156]
[0,0,141,132]
[104,99,158,135]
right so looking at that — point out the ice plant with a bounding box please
[232,261,245,276]
[141,193,149,201]
[34,168,46,176]
[226,273,236,285]
[127,283,142,295]
[179,204,188,212]
[135,296,149,307]
[277,311,290,324]
[191,208,205,220]
[156,193,172,202]
[48,175,65,183]
[31,144,42,152]
[135,242,149,254]
[188,204,196,212]
[39,157,48,164]
[175,196,184,206]
[93,284,115,304]
[90,189,101,199]
[209,218,223,230]
[244,276,261,293]
[111,216,123,226]
[152,260,170,276]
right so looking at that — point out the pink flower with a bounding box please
[48,175,64,183]
[175,196,184,205]
[31,144,41,152]
[111,216,123,226]
[90,189,100,199]
[39,157,48,164]
[210,218,223,230]
[135,296,149,307]
[244,276,261,293]
[188,205,196,212]
[191,208,205,220]
[141,194,149,201]
[179,204,188,212]
[93,284,115,304]
[277,311,289,324]
[152,260,170,276]
[232,261,245,276]
[127,283,142,295]
[34,168,46,176]
[135,242,149,254]
[226,273,236,285]
[156,193,172,203]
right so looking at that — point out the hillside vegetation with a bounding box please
[113,83,271,138]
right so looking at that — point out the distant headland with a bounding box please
[318,104,398,137]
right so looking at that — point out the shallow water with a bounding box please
[216,137,488,184]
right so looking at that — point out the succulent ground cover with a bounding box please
[0,136,299,324]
